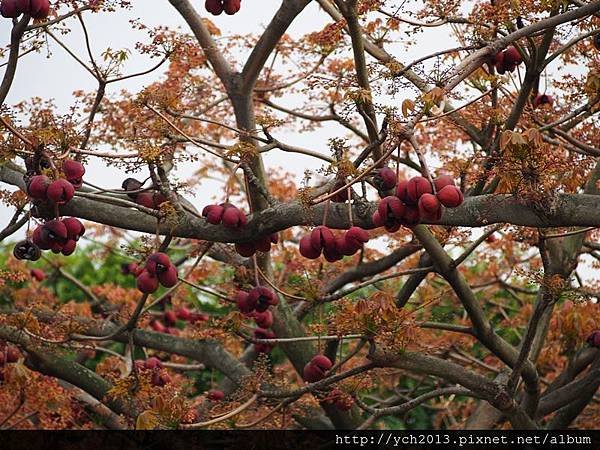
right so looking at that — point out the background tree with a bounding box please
[0,0,599,430]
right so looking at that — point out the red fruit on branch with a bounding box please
[176,307,192,321]
[42,219,68,243]
[207,390,225,401]
[151,371,171,387]
[503,46,522,68]
[135,192,155,208]
[223,0,240,15]
[395,179,410,204]
[1,0,20,18]
[310,225,335,252]
[62,159,85,188]
[371,210,384,228]
[144,356,163,370]
[150,319,167,333]
[163,310,177,326]
[202,204,225,225]
[62,217,85,241]
[5,346,20,363]
[436,185,464,208]
[145,252,172,276]
[47,179,75,204]
[221,205,247,229]
[587,330,600,347]
[121,262,139,276]
[30,0,48,19]
[303,354,332,383]
[299,235,321,259]
[493,50,505,74]
[406,176,432,203]
[235,290,255,314]
[205,0,223,15]
[335,235,360,256]
[254,235,272,253]
[27,175,50,200]
[248,286,278,312]
[235,242,256,257]
[137,270,159,294]
[345,226,369,246]
[253,328,275,353]
[374,166,397,191]
[30,268,45,281]
[60,239,77,256]
[401,205,421,227]
[158,265,178,288]
[433,175,455,192]
[378,196,404,221]
[253,309,273,328]
[418,193,442,221]
[32,225,51,250]
[533,94,554,108]
[323,245,343,262]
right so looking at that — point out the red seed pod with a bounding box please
[163,310,177,326]
[371,210,385,228]
[32,225,52,250]
[47,179,75,204]
[1,0,20,18]
[433,175,455,192]
[207,390,225,401]
[203,204,225,224]
[150,319,167,333]
[136,192,156,209]
[303,354,332,382]
[493,51,505,74]
[533,94,554,108]
[253,328,276,353]
[30,268,45,281]
[374,166,397,191]
[378,196,405,221]
[158,265,178,288]
[248,286,278,312]
[176,307,192,321]
[205,0,223,15]
[254,235,272,253]
[345,226,369,246]
[30,0,49,20]
[436,185,464,208]
[406,176,432,203]
[299,235,321,259]
[62,159,85,179]
[223,0,240,15]
[235,242,256,257]
[395,179,410,204]
[144,356,163,370]
[503,46,522,67]
[335,235,360,256]
[222,205,247,229]
[27,175,50,200]
[62,217,85,241]
[253,309,274,328]
[145,252,172,276]
[418,193,442,221]
[5,346,20,363]
[137,270,159,294]
[235,290,256,314]
[401,205,421,227]
[42,219,68,243]
[61,239,77,256]
[310,226,336,252]
[323,245,344,262]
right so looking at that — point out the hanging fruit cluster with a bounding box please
[492,46,523,74]
[0,0,50,19]
[372,175,464,232]
[235,286,279,353]
[13,157,86,261]
[136,252,179,294]
[204,0,241,16]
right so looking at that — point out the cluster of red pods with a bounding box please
[492,46,523,74]
[14,158,87,261]
[0,0,50,19]
[373,175,464,232]
[148,306,209,336]
[205,0,241,15]
[0,342,21,382]
[299,225,369,262]
[134,357,171,387]
[235,286,279,353]
[134,252,179,295]
[121,178,169,210]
